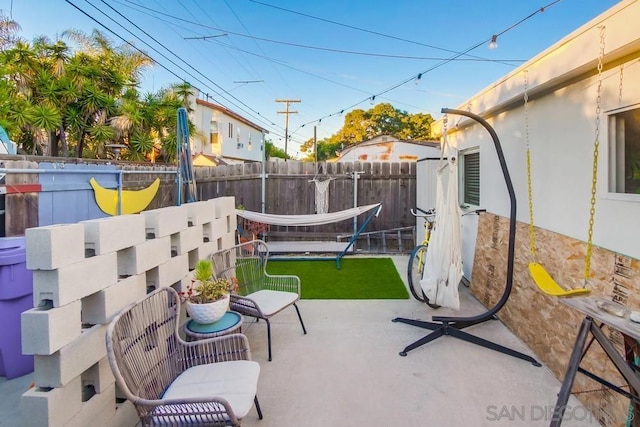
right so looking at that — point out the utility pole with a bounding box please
[275,99,300,161]
[314,125,317,164]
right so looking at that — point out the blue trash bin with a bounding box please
[0,236,34,379]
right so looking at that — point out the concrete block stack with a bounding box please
[19,196,237,427]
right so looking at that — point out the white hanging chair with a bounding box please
[419,138,463,310]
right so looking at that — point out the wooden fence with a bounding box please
[195,161,417,251]
[1,157,418,251]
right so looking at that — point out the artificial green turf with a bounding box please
[265,257,410,300]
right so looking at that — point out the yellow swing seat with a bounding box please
[528,262,591,298]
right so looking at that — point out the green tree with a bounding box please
[398,112,433,140]
[335,108,370,145]
[0,27,162,159]
[300,103,434,162]
[62,29,152,158]
[265,139,290,160]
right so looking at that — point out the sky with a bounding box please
[2,0,622,157]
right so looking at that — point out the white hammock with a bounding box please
[236,203,382,227]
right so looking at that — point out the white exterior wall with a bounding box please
[338,141,440,163]
[191,101,264,163]
[433,0,640,273]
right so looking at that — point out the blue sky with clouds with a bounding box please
[2,0,621,155]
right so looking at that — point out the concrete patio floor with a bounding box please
[0,255,598,426]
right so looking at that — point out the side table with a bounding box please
[182,311,243,341]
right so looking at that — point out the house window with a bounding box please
[461,149,480,206]
[209,120,219,146]
[228,123,233,138]
[608,107,640,195]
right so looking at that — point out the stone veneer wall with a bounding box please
[19,196,237,427]
[471,212,639,427]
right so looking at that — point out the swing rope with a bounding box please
[525,26,605,297]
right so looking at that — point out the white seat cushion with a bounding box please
[246,290,299,317]
[162,360,260,419]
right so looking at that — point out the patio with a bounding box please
[0,255,598,426]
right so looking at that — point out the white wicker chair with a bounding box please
[105,287,262,426]
[210,239,307,361]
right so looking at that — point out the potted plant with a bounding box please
[237,204,269,241]
[181,259,237,324]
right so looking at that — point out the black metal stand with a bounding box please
[393,108,540,367]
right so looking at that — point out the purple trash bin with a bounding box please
[0,236,34,379]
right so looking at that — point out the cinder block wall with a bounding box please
[20,196,237,427]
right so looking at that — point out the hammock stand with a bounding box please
[392,108,540,366]
[236,203,382,269]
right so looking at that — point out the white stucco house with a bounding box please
[416,4,640,419]
[419,0,640,280]
[189,92,268,164]
[336,135,440,163]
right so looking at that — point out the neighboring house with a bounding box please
[191,153,228,167]
[336,135,440,163]
[189,91,268,164]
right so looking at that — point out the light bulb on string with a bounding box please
[370,95,376,105]
[414,73,422,85]
[488,35,498,49]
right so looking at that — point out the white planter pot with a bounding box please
[186,294,230,324]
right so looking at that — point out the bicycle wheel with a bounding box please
[407,244,441,308]
[407,245,427,302]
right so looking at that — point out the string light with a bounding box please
[489,35,498,49]
[287,1,560,132]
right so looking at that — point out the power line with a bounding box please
[184,0,265,92]
[201,37,434,114]
[99,0,280,132]
[114,0,531,139]
[83,0,285,136]
[119,0,526,63]
[112,0,292,135]
[247,0,521,67]
[190,32,526,61]
[221,0,295,100]
[293,0,564,132]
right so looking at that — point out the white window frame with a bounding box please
[606,104,640,201]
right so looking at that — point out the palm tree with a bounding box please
[171,81,195,111]
[0,24,194,162]
[61,29,152,158]
[0,12,20,50]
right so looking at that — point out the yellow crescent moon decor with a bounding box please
[89,177,160,216]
